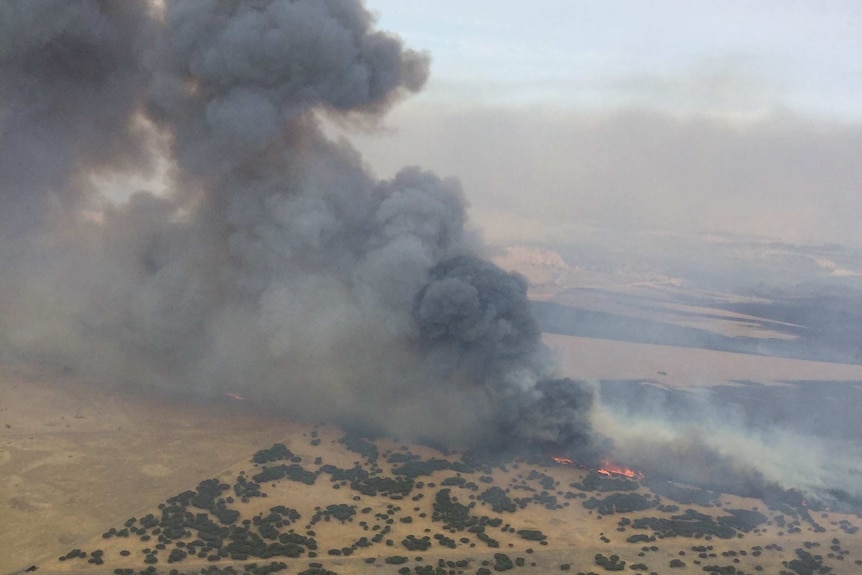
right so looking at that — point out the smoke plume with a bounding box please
[3,1,860,511]
[0,0,593,451]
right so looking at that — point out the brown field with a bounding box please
[0,367,289,572]
[543,333,862,388]
[3,365,861,575]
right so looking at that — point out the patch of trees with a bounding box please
[527,470,557,491]
[570,472,639,492]
[311,503,356,525]
[582,492,655,515]
[369,524,391,545]
[386,452,420,463]
[493,553,514,571]
[414,567,450,575]
[222,528,311,560]
[594,553,626,571]
[318,462,415,496]
[701,566,739,575]
[58,549,86,561]
[338,433,378,462]
[441,475,466,487]
[431,488,472,528]
[402,535,431,551]
[246,562,288,575]
[134,479,240,529]
[268,505,301,524]
[630,509,737,539]
[433,533,457,549]
[252,464,317,486]
[718,509,768,532]
[479,486,517,513]
[516,529,546,542]
[784,548,827,575]
[428,488,506,549]
[839,519,858,535]
[234,475,263,499]
[77,549,103,565]
[102,486,255,562]
[297,566,337,575]
[252,508,301,540]
[449,460,476,474]
[167,548,188,563]
[472,526,500,549]
[320,464,366,482]
[188,479,231,510]
[252,444,295,464]
[351,474,414,497]
[407,561,465,575]
[522,490,562,510]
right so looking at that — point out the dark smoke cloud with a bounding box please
[0,0,593,451]
[0,0,158,238]
[415,255,543,384]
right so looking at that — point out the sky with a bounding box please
[351,0,862,248]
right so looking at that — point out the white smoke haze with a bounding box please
[2,0,860,510]
[350,103,862,248]
[594,386,862,505]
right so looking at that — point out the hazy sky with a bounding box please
[353,1,862,247]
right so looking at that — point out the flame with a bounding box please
[597,458,644,480]
[225,392,246,401]
[550,455,644,480]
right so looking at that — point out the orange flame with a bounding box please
[225,392,246,401]
[550,455,644,480]
[597,458,644,480]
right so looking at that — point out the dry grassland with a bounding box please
[3,368,861,575]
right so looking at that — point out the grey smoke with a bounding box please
[3,0,859,510]
[415,255,543,385]
[0,0,593,451]
[594,392,862,507]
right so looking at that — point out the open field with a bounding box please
[543,333,862,388]
[0,367,291,573]
[3,366,862,575]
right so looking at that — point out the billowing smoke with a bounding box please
[0,0,593,451]
[3,1,859,511]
